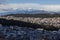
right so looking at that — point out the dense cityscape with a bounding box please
[1,16,60,28]
[0,15,60,40]
[0,25,60,40]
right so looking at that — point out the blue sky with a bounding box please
[6,0,60,5]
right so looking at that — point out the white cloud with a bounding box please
[0,3,60,12]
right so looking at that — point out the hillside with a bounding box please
[3,14,60,18]
[1,14,60,31]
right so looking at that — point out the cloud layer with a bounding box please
[0,3,60,13]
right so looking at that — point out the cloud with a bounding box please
[0,3,60,12]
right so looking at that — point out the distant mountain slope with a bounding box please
[0,9,52,16]
[1,9,60,17]
[3,14,60,18]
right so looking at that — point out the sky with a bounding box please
[0,0,60,14]
[5,0,60,5]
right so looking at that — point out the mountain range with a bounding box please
[0,8,60,16]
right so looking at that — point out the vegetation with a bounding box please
[4,14,60,18]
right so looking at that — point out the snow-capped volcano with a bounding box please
[0,7,59,16]
[1,8,50,13]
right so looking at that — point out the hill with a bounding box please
[3,14,60,18]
